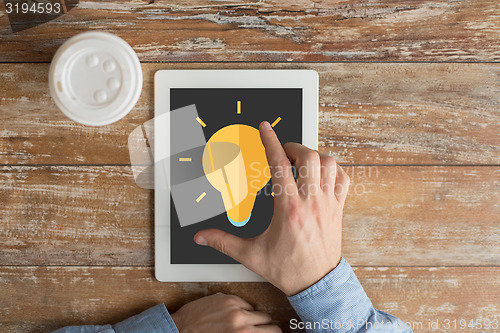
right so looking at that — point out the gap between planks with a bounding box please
[2,61,500,64]
[0,164,499,167]
[1,264,499,268]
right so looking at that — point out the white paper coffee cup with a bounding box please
[49,31,142,126]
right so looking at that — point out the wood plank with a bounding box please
[0,166,153,266]
[1,63,498,165]
[1,165,498,266]
[0,266,498,332]
[1,0,499,62]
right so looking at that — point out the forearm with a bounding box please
[288,258,412,333]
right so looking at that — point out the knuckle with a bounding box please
[228,309,245,325]
[213,238,226,254]
[282,142,293,150]
[304,150,320,163]
[309,182,322,196]
[338,165,349,180]
[227,295,245,307]
[261,312,273,322]
[311,198,323,214]
[287,199,303,222]
[335,182,349,198]
[339,173,350,187]
[322,155,337,169]
[276,158,291,170]
[223,295,240,306]
[214,293,228,302]
[287,197,299,211]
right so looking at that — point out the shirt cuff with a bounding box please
[113,304,179,333]
[287,257,373,329]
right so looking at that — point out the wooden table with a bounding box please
[1,1,499,332]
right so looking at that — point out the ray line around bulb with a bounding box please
[195,192,207,203]
[271,117,282,127]
[179,157,192,162]
[237,101,241,114]
[196,116,206,127]
[206,142,215,172]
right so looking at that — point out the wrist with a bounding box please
[171,311,183,331]
[281,256,342,296]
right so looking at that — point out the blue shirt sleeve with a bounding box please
[287,258,413,333]
[52,304,179,333]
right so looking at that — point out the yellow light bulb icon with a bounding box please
[202,124,270,227]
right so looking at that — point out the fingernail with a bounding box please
[194,235,208,246]
[261,121,272,130]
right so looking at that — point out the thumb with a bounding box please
[194,229,248,263]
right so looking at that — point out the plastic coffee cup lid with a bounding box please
[49,31,142,126]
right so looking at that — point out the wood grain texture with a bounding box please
[1,0,500,62]
[1,165,498,266]
[0,166,153,266]
[0,266,498,332]
[1,1,499,331]
[1,62,498,165]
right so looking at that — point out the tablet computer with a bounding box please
[155,70,318,282]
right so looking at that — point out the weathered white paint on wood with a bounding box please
[0,0,499,62]
[0,266,498,332]
[1,165,498,266]
[1,2,499,331]
[1,63,498,165]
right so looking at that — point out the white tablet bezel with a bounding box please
[154,70,318,282]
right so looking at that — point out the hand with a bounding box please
[171,293,281,333]
[194,121,349,296]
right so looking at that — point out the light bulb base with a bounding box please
[227,213,251,227]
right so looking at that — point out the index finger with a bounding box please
[259,121,297,196]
